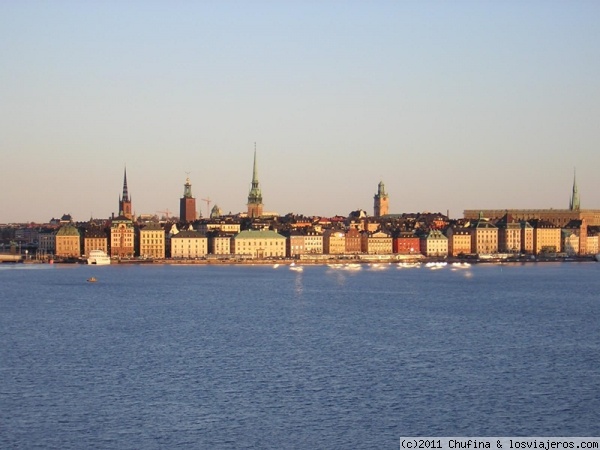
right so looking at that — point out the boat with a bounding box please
[87,277,98,283]
[596,254,600,262]
[87,250,111,265]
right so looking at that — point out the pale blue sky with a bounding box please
[1,1,599,223]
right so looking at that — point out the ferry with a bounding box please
[87,250,111,265]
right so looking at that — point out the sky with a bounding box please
[1,1,599,223]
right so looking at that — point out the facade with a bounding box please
[118,167,133,220]
[562,230,579,256]
[586,233,599,255]
[247,150,264,218]
[197,220,241,234]
[464,209,600,228]
[323,229,346,255]
[139,222,165,259]
[208,231,233,255]
[373,181,389,217]
[520,221,534,254]
[420,229,448,257]
[446,227,472,256]
[110,215,135,258]
[393,231,420,254]
[303,230,323,255]
[38,232,56,255]
[531,220,561,254]
[471,216,498,255]
[231,230,286,258]
[179,177,197,223]
[83,227,108,258]
[361,230,393,254]
[345,228,362,254]
[496,215,522,253]
[55,224,81,258]
[170,230,208,258]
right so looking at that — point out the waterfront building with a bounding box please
[83,227,108,258]
[419,229,448,257]
[345,228,362,254]
[496,214,522,254]
[247,149,263,218]
[586,232,599,255]
[55,223,81,258]
[285,229,323,258]
[110,215,135,258]
[231,230,286,258]
[207,231,233,255]
[373,181,389,218]
[38,231,55,255]
[118,167,133,220]
[446,227,472,256]
[179,177,197,223]
[323,229,346,255]
[393,231,420,255]
[139,222,165,259]
[170,230,208,258]
[470,215,498,255]
[562,229,579,256]
[520,221,534,254]
[530,220,561,254]
[361,230,393,254]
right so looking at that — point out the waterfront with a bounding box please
[1,263,599,449]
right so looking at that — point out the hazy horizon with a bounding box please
[2,1,599,223]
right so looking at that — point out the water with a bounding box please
[1,262,599,449]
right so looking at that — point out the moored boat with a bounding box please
[87,250,111,265]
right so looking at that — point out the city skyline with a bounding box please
[2,1,599,223]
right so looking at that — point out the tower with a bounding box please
[180,176,197,223]
[569,169,580,211]
[247,147,263,218]
[119,167,133,220]
[373,180,389,217]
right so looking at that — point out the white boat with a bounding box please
[87,250,111,265]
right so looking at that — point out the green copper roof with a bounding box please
[56,224,80,236]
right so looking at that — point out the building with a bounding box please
[345,227,362,254]
[110,215,135,258]
[496,214,522,254]
[118,167,133,220]
[207,231,233,255]
[285,229,323,257]
[520,221,534,254]
[231,230,285,258]
[247,149,263,218]
[361,230,393,254]
[530,220,561,255]
[446,227,472,256]
[55,223,81,258]
[83,226,108,258]
[170,230,208,258]
[139,222,165,259]
[420,229,448,257]
[323,229,346,255]
[470,215,498,255]
[373,181,389,217]
[562,229,579,256]
[197,220,241,234]
[179,177,197,223]
[393,231,420,255]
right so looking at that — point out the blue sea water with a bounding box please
[1,262,599,449]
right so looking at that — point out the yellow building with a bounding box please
[55,224,81,258]
[231,230,285,258]
[139,222,165,259]
[208,232,233,255]
[531,220,561,254]
[323,229,346,255]
[470,217,498,255]
[171,230,208,258]
[446,227,472,256]
[360,230,393,254]
[420,229,448,257]
[83,227,108,258]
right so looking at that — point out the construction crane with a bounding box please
[157,209,172,220]
[201,198,212,218]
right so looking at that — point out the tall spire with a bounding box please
[247,143,263,218]
[569,168,580,211]
[122,166,129,202]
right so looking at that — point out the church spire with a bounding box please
[247,144,263,218]
[118,166,133,219]
[121,166,130,202]
[569,168,580,211]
